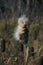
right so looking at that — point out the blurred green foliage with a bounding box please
[0,16,43,65]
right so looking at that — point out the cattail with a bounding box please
[14,15,29,43]
[1,38,6,52]
[14,15,29,52]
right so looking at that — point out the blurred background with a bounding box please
[0,0,43,65]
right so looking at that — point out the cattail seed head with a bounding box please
[14,15,29,43]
